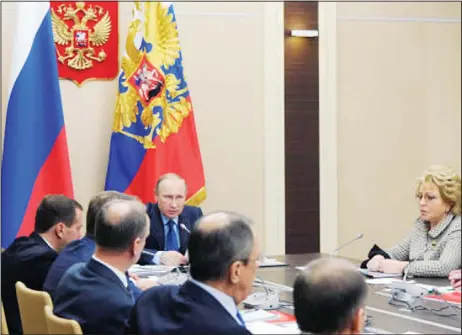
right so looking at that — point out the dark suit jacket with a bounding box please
[53,258,141,335]
[126,280,252,335]
[1,232,57,334]
[139,203,203,264]
[43,236,96,298]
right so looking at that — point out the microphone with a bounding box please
[403,247,427,282]
[180,223,191,262]
[244,276,280,310]
[389,247,429,306]
[180,223,191,234]
[142,249,157,258]
[330,233,363,257]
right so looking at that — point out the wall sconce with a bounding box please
[290,29,319,38]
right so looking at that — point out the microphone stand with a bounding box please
[330,233,364,257]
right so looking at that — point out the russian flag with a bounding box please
[1,3,73,248]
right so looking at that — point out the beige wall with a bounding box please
[1,2,285,255]
[3,2,460,259]
[320,2,461,259]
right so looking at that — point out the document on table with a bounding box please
[246,321,301,334]
[129,264,175,277]
[358,268,402,278]
[240,309,278,323]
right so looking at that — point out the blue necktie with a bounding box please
[236,310,246,327]
[166,220,179,251]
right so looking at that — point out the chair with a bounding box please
[1,303,8,334]
[44,306,82,335]
[15,281,52,334]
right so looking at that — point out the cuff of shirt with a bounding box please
[153,251,163,265]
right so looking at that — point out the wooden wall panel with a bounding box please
[284,2,320,254]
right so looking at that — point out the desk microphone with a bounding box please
[389,247,429,307]
[142,249,156,258]
[330,233,363,257]
[244,276,280,310]
[180,223,191,234]
[403,247,427,282]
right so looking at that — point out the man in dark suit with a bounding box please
[53,197,150,334]
[127,211,260,335]
[1,195,83,335]
[293,258,368,334]
[140,173,203,266]
[43,191,140,298]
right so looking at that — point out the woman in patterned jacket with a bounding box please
[366,165,461,277]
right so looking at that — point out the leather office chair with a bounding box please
[15,281,52,334]
[1,303,8,334]
[44,306,82,335]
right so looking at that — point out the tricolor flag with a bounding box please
[1,3,74,248]
[105,2,206,205]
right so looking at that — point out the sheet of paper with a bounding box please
[358,268,402,278]
[240,309,278,323]
[246,321,300,334]
[403,331,422,334]
[366,278,402,285]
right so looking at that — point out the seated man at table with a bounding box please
[293,258,367,334]
[43,191,151,297]
[139,173,203,266]
[53,198,150,334]
[126,211,258,335]
[1,195,83,335]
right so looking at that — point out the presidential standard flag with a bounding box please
[105,2,206,205]
[1,2,74,248]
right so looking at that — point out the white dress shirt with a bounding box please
[190,279,244,326]
[91,255,128,288]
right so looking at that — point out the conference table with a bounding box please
[255,254,461,334]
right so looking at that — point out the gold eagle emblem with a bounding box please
[112,2,191,149]
[51,2,112,70]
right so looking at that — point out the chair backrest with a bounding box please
[15,281,52,334]
[1,303,9,335]
[44,306,82,335]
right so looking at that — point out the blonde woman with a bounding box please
[366,165,461,278]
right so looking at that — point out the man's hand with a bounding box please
[367,255,385,271]
[449,269,461,290]
[160,251,188,266]
[378,259,408,274]
[133,278,158,291]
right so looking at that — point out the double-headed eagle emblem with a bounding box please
[112,2,191,149]
[51,2,112,70]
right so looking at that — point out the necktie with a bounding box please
[236,310,246,327]
[125,272,135,303]
[166,220,179,251]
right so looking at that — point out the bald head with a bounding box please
[95,199,149,252]
[189,211,255,282]
[293,258,367,334]
[86,191,136,237]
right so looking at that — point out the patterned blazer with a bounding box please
[385,214,461,277]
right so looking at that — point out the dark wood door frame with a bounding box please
[284,2,320,254]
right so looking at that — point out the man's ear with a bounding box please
[55,222,65,239]
[351,307,365,334]
[131,237,141,258]
[228,260,243,285]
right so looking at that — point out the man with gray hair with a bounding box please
[127,211,258,335]
[53,198,150,334]
[293,258,368,334]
